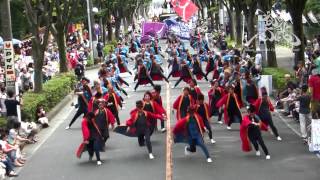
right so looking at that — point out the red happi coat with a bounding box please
[240,115,267,152]
[216,93,242,125]
[240,115,253,152]
[252,97,275,131]
[196,103,211,120]
[87,97,103,112]
[208,87,224,109]
[173,94,194,120]
[140,100,167,116]
[81,118,90,141]
[126,109,164,135]
[103,92,121,111]
[173,114,206,143]
[94,108,116,127]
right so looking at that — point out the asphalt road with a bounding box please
[14,44,320,180]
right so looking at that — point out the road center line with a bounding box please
[165,55,173,180]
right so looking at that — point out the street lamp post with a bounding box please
[86,0,94,62]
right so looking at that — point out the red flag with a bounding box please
[171,0,198,22]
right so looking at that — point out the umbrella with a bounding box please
[0,38,22,46]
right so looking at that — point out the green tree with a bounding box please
[24,0,54,92]
[51,0,79,73]
[286,0,308,66]
[258,0,278,67]
[305,0,320,14]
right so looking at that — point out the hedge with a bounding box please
[262,67,295,91]
[103,40,117,55]
[21,73,76,122]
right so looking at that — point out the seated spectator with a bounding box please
[0,130,25,167]
[35,106,49,128]
[20,119,38,143]
[7,122,32,151]
[280,87,296,117]
[0,146,18,177]
[278,74,297,99]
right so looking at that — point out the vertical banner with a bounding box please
[4,41,15,88]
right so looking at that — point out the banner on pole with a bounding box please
[4,41,15,88]
[142,22,167,38]
[171,0,198,22]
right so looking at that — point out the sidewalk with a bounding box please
[275,46,294,72]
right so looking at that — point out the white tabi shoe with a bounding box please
[161,128,166,133]
[97,161,102,165]
[256,151,261,156]
[171,86,175,89]
[149,153,154,159]
[266,155,271,160]
[184,146,190,156]
[65,126,70,130]
[207,158,213,163]
[227,126,231,130]
[277,136,282,141]
[218,121,223,124]
[210,139,216,144]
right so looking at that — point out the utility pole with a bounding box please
[0,0,21,121]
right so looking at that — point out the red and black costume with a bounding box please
[253,97,279,137]
[189,86,203,101]
[167,56,181,79]
[208,86,224,122]
[173,113,211,159]
[216,92,242,126]
[149,59,169,83]
[142,100,166,134]
[240,114,270,155]
[173,94,194,120]
[116,55,132,75]
[173,63,194,88]
[104,91,122,125]
[196,103,213,140]
[192,57,208,81]
[134,63,155,91]
[126,109,165,154]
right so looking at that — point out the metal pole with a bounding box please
[241,11,245,47]
[86,0,94,61]
[0,0,21,122]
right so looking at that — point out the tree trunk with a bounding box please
[286,0,307,66]
[225,5,234,40]
[245,10,256,49]
[0,0,13,40]
[107,19,112,41]
[102,16,106,45]
[32,38,43,93]
[292,13,305,66]
[115,17,121,40]
[258,0,277,67]
[208,12,214,31]
[235,9,242,46]
[56,28,68,73]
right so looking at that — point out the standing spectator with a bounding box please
[0,87,6,117]
[4,91,22,130]
[295,85,311,142]
[20,68,32,91]
[308,72,320,118]
[295,62,308,87]
[96,41,104,64]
